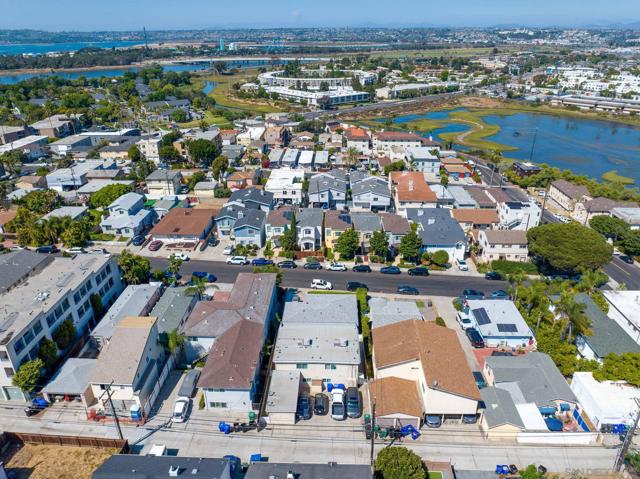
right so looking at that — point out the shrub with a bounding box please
[452,298,463,311]
[435,317,446,327]
[199,393,205,410]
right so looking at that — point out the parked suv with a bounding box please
[331,389,346,421]
[35,245,58,254]
[346,387,361,418]
[311,279,332,290]
[226,256,249,265]
[466,328,485,348]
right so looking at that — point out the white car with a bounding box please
[169,252,190,261]
[326,262,347,272]
[172,397,190,423]
[226,255,249,265]
[613,247,622,256]
[456,312,473,330]
[331,389,346,421]
[65,247,85,255]
[456,258,469,271]
[89,248,111,258]
[222,245,235,255]
[311,279,333,290]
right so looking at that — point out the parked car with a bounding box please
[331,389,346,421]
[172,397,191,423]
[408,266,429,276]
[485,271,503,280]
[131,235,146,246]
[207,237,218,247]
[303,261,323,270]
[222,245,235,255]
[613,247,622,256]
[178,370,201,398]
[326,262,347,272]
[226,256,249,265]
[148,240,163,251]
[346,387,361,418]
[472,371,487,389]
[346,281,368,292]
[277,260,297,269]
[251,257,274,266]
[314,393,329,416]
[10,245,26,251]
[462,414,478,424]
[397,285,419,295]
[456,258,469,271]
[352,264,372,273]
[192,271,217,282]
[425,415,442,428]
[164,271,182,281]
[462,289,485,300]
[456,313,473,330]
[489,290,510,299]
[35,245,58,254]
[466,328,485,348]
[620,255,634,265]
[380,265,401,275]
[169,252,190,261]
[296,395,312,421]
[311,279,332,290]
[65,247,85,255]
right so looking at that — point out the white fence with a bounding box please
[516,431,600,445]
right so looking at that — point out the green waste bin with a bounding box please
[378,429,388,438]
[248,411,256,421]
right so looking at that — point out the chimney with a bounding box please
[287,472,295,479]
[168,466,179,477]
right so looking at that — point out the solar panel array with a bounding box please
[497,323,518,333]
[473,308,491,326]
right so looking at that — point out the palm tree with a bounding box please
[344,147,360,171]
[185,276,207,299]
[506,271,527,302]
[576,269,606,294]
[555,290,590,342]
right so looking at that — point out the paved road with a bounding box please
[148,258,506,296]
[604,256,640,290]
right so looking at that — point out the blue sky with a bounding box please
[1,0,639,30]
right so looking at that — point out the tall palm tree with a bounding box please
[344,147,360,171]
[507,271,527,302]
[185,276,207,299]
[555,291,590,342]
[576,269,606,294]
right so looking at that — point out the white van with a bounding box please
[456,258,469,271]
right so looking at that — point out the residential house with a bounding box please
[0,254,123,401]
[405,208,467,262]
[351,176,391,212]
[369,297,423,330]
[0,135,48,160]
[574,293,640,362]
[313,151,330,169]
[572,197,637,224]
[297,208,324,251]
[264,168,305,205]
[30,114,80,138]
[298,150,315,169]
[268,148,284,167]
[443,163,472,180]
[612,207,640,230]
[344,127,371,154]
[100,192,154,238]
[145,170,182,197]
[351,211,381,253]
[93,455,237,479]
[548,179,590,212]
[464,300,536,349]
[76,179,134,203]
[289,132,315,150]
[89,317,167,415]
[151,198,178,219]
[246,463,373,479]
[447,186,478,209]
[405,146,440,174]
[41,206,88,222]
[136,136,162,163]
[0,210,17,234]
[380,212,410,248]
[264,126,289,149]
[389,172,437,213]
[513,162,542,177]
[42,357,97,407]
[233,208,266,247]
[227,170,259,191]
[265,370,302,425]
[150,286,198,345]
[498,201,541,231]
[265,206,295,243]
[237,127,265,147]
[452,209,499,232]
[372,131,424,153]
[281,148,300,168]
[227,187,274,212]
[602,291,640,346]
[220,129,239,146]
[467,187,499,209]
[193,181,219,199]
[0,124,29,145]
[369,377,423,429]
[373,320,480,420]
[429,184,455,208]
[215,204,246,237]
[476,229,529,263]
[308,170,348,209]
[222,144,244,163]
[15,175,46,191]
[181,273,277,362]
[150,208,215,242]
[324,210,352,250]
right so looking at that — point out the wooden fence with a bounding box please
[2,432,129,452]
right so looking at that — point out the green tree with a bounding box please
[187,139,219,167]
[253,265,283,286]
[280,211,298,253]
[0,150,26,176]
[118,250,151,285]
[556,291,590,342]
[187,171,206,191]
[375,446,427,479]
[90,183,133,208]
[622,230,640,257]
[400,225,422,262]
[52,318,76,350]
[370,230,389,258]
[12,358,44,394]
[128,159,155,182]
[594,352,640,386]
[170,109,188,123]
[431,250,449,266]
[167,254,184,283]
[37,338,58,370]
[60,219,90,247]
[344,147,360,170]
[519,464,546,479]
[211,155,229,181]
[127,144,142,162]
[264,240,274,259]
[527,223,613,272]
[90,293,105,319]
[159,145,181,163]
[167,328,185,353]
[589,215,629,241]
[20,189,61,214]
[185,276,208,298]
[335,228,360,260]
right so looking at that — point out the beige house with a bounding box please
[548,179,589,213]
[372,320,480,420]
[571,197,637,224]
[451,209,499,232]
[477,229,529,263]
[15,176,47,190]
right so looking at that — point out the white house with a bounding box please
[465,300,536,349]
[497,201,541,231]
[404,146,440,174]
[264,168,305,205]
[477,229,529,263]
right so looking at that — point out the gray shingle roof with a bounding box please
[405,208,466,246]
[228,187,273,208]
[42,358,97,396]
[107,192,142,211]
[145,169,181,181]
[576,293,640,357]
[552,179,589,199]
[480,386,525,429]
[150,286,197,335]
[93,455,231,479]
[297,208,323,228]
[351,178,391,199]
[245,463,373,479]
[233,208,266,231]
[351,211,381,232]
[369,297,423,329]
[283,293,358,325]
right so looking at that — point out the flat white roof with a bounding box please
[265,370,301,414]
[298,150,314,165]
[0,135,47,152]
[604,291,640,328]
[466,300,534,339]
[274,323,360,365]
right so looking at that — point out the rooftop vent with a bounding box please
[168,465,179,477]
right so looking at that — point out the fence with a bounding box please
[2,432,129,452]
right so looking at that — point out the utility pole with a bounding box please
[369,401,376,466]
[615,397,640,472]
[100,382,124,441]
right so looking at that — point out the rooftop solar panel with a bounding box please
[473,308,491,326]
[497,323,518,333]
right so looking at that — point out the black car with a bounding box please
[466,328,485,348]
[408,266,429,276]
[35,245,58,254]
[485,271,503,280]
[462,289,485,300]
[131,235,146,246]
[277,260,297,269]
[380,265,401,275]
[620,255,634,265]
[346,387,362,418]
[397,285,419,295]
[346,281,368,292]
[352,264,372,273]
[303,262,323,270]
[296,395,312,420]
[314,393,329,416]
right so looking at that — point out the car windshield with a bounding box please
[332,404,344,415]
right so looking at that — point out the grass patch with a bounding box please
[602,170,635,185]
[90,233,115,241]
[429,472,444,479]
[307,290,355,295]
[176,109,233,130]
[115,236,129,242]
[416,300,425,308]
[490,260,539,276]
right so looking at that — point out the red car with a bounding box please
[148,240,163,251]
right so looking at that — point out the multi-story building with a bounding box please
[0,254,123,400]
[264,168,305,205]
[0,135,49,161]
[476,229,529,263]
[372,131,424,153]
[404,146,440,174]
[308,170,347,209]
[145,170,182,197]
[548,180,589,213]
[497,201,541,230]
[136,136,162,163]
[343,127,371,155]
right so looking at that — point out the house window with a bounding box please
[210,402,228,408]
[296,363,308,369]
[325,364,337,370]
[23,330,34,346]
[4,367,14,378]
[13,339,24,355]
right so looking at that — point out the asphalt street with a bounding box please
[147,258,507,296]
[604,256,640,290]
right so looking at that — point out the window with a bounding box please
[61,298,70,312]
[73,292,81,304]
[209,402,228,408]
[0,351,8,361]
[23,330,34,346]
[13,339,24,355]
[323,378,332,383]
[46,314,56,327]
[4,367,14,378]
[325,364,337,370]
[296,363,308,369]
[55,305,63,319]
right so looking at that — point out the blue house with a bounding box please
[233,209,266,247]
